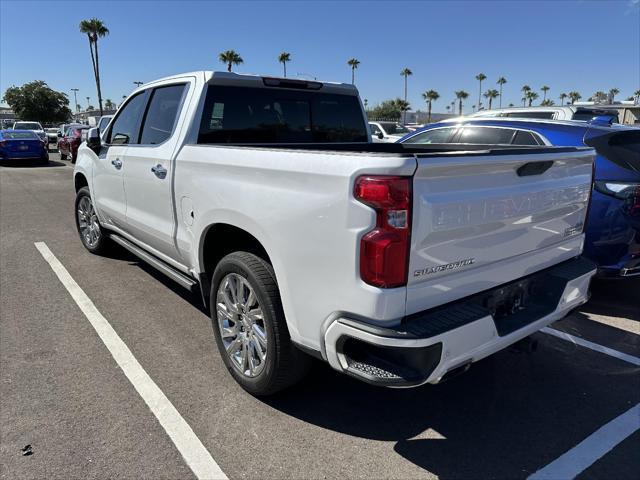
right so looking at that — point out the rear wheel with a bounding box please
[211,252,310,396]
[75,187,109,254]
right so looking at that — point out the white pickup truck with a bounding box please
[74,71,597,395]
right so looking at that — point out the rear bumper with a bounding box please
[323,257,596,387]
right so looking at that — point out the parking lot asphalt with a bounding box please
[1,153,639,480]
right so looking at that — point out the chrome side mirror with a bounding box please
[86,127,102,153]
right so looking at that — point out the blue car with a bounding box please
[0,129,49,164]
[398,118,640,278]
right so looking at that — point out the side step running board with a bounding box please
[109,234,198,291]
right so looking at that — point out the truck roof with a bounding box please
[134,71,359,96]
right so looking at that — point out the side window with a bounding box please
[458,126,515,144]
[512,130,540,146]
[107,92,148,145]
[370,124,381,135]
[403,127,457,144]
[140,84,187,145]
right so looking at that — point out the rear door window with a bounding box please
[457,126,515,144]
[140,84,187,145]
[198,85,368,143]
[402,127,457,144]
[512,130,541,145]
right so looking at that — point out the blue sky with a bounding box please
[1,0,638,113]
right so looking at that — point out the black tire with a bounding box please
[210,251,310,396]
[60,152,67,160]
[74,187,110,254]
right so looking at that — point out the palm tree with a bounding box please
[521,85,531,106]
[497,77,507,108]
[475,73,486,110]
[559,92,568,106]
[508,103,514,107]
[446,105,451,114]
[483,89,499,109]
[278,52,291,77]
[540,99,555,106]
[400,68,413,123]
[104,99,114,110]
[541,85,550,102]
[590,91,606,103]
[347,58,360,85]
[455,90,469,115]
[219,50,243,72]
[609,88,619,102]
[526,90,539,107]
[568,91,582,105]
[422,90,439,123]
[79,18,109,116]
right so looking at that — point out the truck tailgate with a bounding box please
[407,147,594,314]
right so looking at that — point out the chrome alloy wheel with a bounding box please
[77,196,101,247]
[216,273,268,378]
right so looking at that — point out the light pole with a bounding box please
[71,88,79,115]
[133,81,144,88]
[86,97,90,111]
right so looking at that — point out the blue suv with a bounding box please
[398,118,640,278]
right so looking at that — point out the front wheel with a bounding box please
[211,252,310,396]
[75,187,109,254]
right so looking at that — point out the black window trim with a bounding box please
[133,82,190,148]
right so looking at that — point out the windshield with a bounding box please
[198,85,368,144]
[14,122,42,130]
[380,123,411,135]
[3,131,38,139]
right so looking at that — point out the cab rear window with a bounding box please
[198,85,368,143]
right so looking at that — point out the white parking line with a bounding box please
[528,403,640,479]
[541,327,640,366]
[34,242,227,480]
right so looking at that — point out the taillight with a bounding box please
[0,141,6,148]
[354,175,411,288]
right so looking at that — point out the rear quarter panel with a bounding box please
[174,145,416,350]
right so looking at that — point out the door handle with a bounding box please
[151,164,167,179]
[111,158,122,170]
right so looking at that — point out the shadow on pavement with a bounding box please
[581,278,640,321]
[262,342,637,479]
[0,159,67,168]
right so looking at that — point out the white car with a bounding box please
[368,121,412,142]
[12,121,47,146]
[73,71,596,396]
[470,105,619,122]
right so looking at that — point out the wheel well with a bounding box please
[74,173,88,192]
[201,224,271,281]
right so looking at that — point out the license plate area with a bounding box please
[18,145,29,151]
[469,272,567,336]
